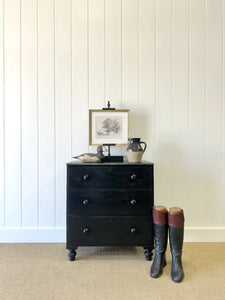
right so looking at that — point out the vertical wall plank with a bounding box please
[154,0,172,207]
[122,0,139,137]
[189,0,206,227]
[171,0,189,212]
[21,0,38,228]
[38,0,55,228]
[139,0,155,162]
[4,0,21,227]
[55,0,71,228]
[105,0,121,108]
[0,0,4,227]
[105,0,122,155]
[89,0,105,109]
[206,0,224,226]
[71,0,89,157]
[88,0,105,153]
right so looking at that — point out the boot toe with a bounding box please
[150,254,167,278]
[150,261,163,278]
[150,268,163,278]
[171,271,184,283]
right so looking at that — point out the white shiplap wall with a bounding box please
[0,0,225,242]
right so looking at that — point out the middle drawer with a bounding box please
[67,189,153,217]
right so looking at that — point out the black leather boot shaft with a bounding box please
[169,226,184,283]
[150,223,168,278]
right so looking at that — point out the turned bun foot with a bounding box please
[68,248,77,261]
[144,248,153,261]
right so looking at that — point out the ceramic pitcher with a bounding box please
[126,138,147,163]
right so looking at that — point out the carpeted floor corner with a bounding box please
[0,243,224,300]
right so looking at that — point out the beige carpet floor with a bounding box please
[0,243,224,300]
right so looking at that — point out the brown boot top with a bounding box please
[154,206,168,213]
[169,207,182,215]
[168,208,184,227]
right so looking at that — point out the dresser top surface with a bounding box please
[67,160,153,166]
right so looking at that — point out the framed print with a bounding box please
[89,109,129,145]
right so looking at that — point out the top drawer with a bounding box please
[67,165,153,189]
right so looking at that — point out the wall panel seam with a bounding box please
[138,0,140,110]
[20,0,22,229]
[104,0,106,106]
[222,0,225,209]
[2,0,5,228]
[37,0,40,228]
[171,0,174,203]
[70,0,72,159]
[153,0,156,159]
[53,0,56,229]
[87,0,89,104]
[37,0,39,228]
[87,0,90,151]
[187,0,190,226]
[120,0,122,148]
[154,0,157,149]
[205,0,208,227]
[121,0,123,108]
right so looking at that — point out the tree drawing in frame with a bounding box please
[89,110,129,145]
[96,116,122,139]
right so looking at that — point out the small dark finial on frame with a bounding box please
[102,101,115,110]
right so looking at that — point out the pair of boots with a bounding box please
[150,206,184,283]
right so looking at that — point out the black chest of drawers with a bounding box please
[66,161,154,261]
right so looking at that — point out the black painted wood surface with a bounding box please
[67,165,153,189]
[67,189,153,216]
[66,161,154,259]
[67,217,153,247]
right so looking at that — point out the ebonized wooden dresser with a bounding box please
[66,161,154,261]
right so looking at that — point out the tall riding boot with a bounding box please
[150,206,168,278]
[168,207,185,283]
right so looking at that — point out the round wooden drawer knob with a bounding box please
[83,174,89,181]
[131,174,137,181]
[130,227,137,234]
[83,227,90,234]
[83,199,90,206]
[130,199,137,205]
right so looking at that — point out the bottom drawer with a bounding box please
[67,217,153,247]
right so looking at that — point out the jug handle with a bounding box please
[140,141,147,152]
